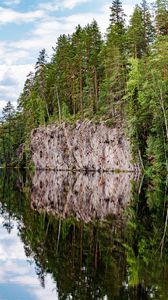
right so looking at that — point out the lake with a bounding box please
[0,169,167,299]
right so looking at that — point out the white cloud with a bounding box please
[4,50,29,65]
[123,4,134,21]
[63,0,91,9]
[10,274,58,300]
[0,43,29,65]
[0,222,25,261]
[39,0,91,11]
[12,9,109,54]
[0,7,45,24]
[0,64,34,110]
[3,0,21,6]
[38,1,59,11]
[0,219,58,300]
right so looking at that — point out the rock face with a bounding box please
[31,122,138,171]
[31,171,134,222]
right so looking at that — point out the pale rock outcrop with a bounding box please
[31,121,138,171]
[31,171,135,222]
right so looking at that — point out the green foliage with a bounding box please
[127,1,154,58]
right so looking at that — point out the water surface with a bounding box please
[0,170,167,299]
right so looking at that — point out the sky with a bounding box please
[0,0,138,112]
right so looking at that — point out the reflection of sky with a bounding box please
[0,216,58,300]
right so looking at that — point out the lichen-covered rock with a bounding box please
[31,121,138,171]
[31,171,135,222]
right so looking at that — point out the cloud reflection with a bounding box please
[0,216,58,300]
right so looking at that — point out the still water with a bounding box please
[0,170,168,299]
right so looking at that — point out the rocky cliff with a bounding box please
[31,121,138,171]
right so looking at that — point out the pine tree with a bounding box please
[34,49,49,121]
[52,34,74,117]
[82,20,103,114]
[155,0,168,36]
[71,26,86,118]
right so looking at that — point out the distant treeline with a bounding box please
[1,0,168,172]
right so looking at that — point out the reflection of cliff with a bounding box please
[31,171,134,222]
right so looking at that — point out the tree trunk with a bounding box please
[56,86,61,123]
[159,88,168,141]
[80,65,83,119]
[94,67,98,112]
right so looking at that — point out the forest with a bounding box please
[0,0,168,173]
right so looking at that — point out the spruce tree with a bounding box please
[108,0,126,49]
[109,0,125,26]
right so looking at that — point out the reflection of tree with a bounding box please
[0,170,19,233]
[125,175,168,299]
[21,216,128,299]
[0,171,168,299]
[2,220,14,233]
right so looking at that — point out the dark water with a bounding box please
[0,170,168,300]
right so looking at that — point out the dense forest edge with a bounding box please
[1,0,168,174]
